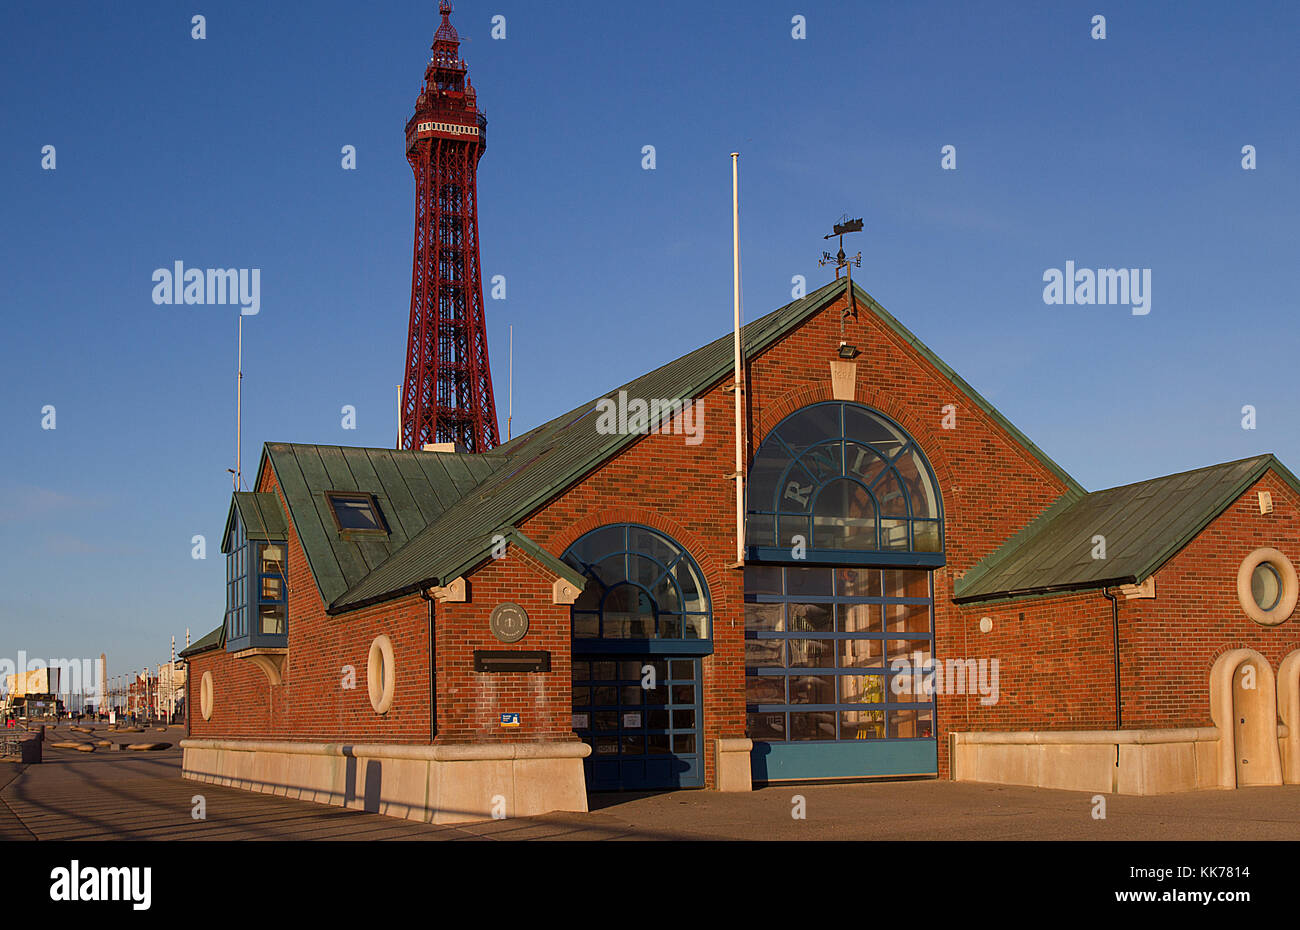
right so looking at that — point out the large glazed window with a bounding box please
[745,566,935,742]
[562,524,711,647]
[223,510,288,652]
[746,402,942,562]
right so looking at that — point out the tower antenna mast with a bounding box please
[228,313,244,490]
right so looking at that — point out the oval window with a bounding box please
[200,671,214,721]
[1252,562,1282,611]
[367,635,396,714]
[1237,548,1298,627]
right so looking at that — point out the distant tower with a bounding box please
[401,1,500,452]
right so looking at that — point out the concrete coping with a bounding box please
[180,738,592,761]
[952,727,1222,746]
[716,738,754,752]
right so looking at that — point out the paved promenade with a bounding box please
[4,725,1300,840]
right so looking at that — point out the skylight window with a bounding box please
[326,492,387,534]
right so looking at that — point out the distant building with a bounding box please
[4,667,60,698]
[127,674,159,718]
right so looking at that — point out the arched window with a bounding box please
[744,404,941,767]
[746,402,943,563]
[562,524,711,649]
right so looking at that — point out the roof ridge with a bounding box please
[265,439,507,460]
[1086,453,1274,496]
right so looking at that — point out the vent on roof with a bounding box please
[422,442,464,453]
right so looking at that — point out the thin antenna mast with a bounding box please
[507,324,513,441]
[730,152,744,567]
[233,314,243,490]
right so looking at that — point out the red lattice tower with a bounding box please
[401,1,499,452]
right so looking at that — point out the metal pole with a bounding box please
[507,325,513,442]
[235,313,243,490]
[730,152,744,565]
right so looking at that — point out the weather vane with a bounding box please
[819,214,863,327]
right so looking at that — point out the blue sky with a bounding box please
[2,0,1297,682]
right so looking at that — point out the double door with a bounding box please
[572,656,702,790]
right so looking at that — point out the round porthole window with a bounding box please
[200,671,214,721]
[1237,548,1298,626]
[367,635,396,714]
[1252,562,1282,611]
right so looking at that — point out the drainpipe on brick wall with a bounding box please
[421,589,436,743]
[1102,586,1121,735]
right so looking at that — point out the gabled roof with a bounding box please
[262,443,505,607]
[954,454,1300,604]
[179,624,224,659]
[327,278,1081,612]
[222,492,288,552]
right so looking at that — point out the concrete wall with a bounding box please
[181,738,590,825]
[952,728,1225,795]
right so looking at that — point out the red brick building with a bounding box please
[181,279,1300,820]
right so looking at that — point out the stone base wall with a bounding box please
[951,728,1243,795]
[181,738,590,824]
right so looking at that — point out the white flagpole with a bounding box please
[731,153,744,565]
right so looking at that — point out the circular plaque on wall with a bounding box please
[488,602,530,643]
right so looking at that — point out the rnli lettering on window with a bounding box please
[416,120,479,137]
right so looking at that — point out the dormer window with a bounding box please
[326,491,388,536]
[223,493,290,653]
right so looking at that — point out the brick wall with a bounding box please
[434,547,578,743]
[1127,471,1300,727]
[185,469,433,744]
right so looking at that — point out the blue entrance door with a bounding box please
[573,657,703,790]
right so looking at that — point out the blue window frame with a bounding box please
[562,524,712,655]
[746,402,943,565]
[256,543,287,636]
[225,516,249,643]
[744,565,934,742]
[224,511,288,652]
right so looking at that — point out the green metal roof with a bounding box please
[953,454,1300,604]
[262,443,505,607]
[222,492,288,552]
[179,624,224,659]
[328,278,1083,613]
